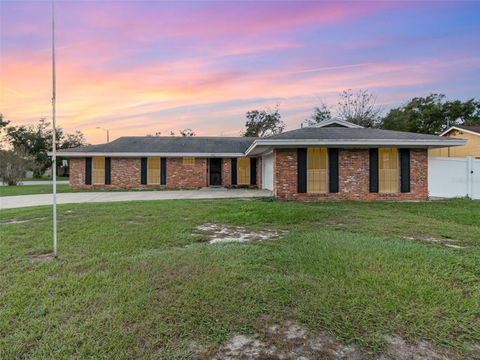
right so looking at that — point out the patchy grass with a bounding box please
[0,199,479,358]
[0,184,173,197]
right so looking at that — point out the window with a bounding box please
[147,157,160,185]
[307,148,328,193]
[92,157,105,185]
[237,157,250,185]
[183,157,195,166]
[379,148,398,193]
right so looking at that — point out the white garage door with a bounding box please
[262,153,274,191]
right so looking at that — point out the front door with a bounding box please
[209,158,222,186]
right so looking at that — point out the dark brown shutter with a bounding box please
[297,148,307,193]
[85,157,92,185]
[328,148,339,193]
[140,157,147,185]
[105,157,111,185]
[231,158,237,185]
[400,149,410,193]
[250,157,257,185]
[160,158,166,185]
[369,148,379,193]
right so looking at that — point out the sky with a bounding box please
[1,1,480,144]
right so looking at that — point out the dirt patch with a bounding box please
[195,223,287,244]
[382,335,457,360]
[403,236,467,249]
[203,321,460,359]
[28,253,56,262]
[0,218,30,225]
[206,321,365,360]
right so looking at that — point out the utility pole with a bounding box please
[51,0,58,258]
[96,127,110,143]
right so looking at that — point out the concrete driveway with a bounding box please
[0,188,273,210]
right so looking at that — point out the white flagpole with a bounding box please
[51,0,58,258]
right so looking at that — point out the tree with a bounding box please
[303,103,332,127]
[337,89,381,127]
[179,128,195,137]
[0,114,10,150]
[0,149,32,185]
[166,129,196,136]
[59,131,86,149]
[4,118,87,177]
[243,105,285,137]
[380,94,480,134]
[0,114,9,129]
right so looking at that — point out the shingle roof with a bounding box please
[59,136,256,154]
[266,127,453,140]
[57,127,465,157]
[454,125,480,135]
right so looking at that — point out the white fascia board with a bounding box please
[440,126,480,137]
[49,152,246,158]
[313,119,363,128]
[245,138,466,155]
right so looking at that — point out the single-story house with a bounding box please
[429,125,480,159]
[57,120,465,200]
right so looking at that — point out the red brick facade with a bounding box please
[69,157,262,189]
[167,158,208,188]
[69,158,86,188]
[222,158,232,187]
[274,148,428,201]
[70,150,428,200]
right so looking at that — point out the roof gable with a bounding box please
[311,119,363,128]
[440,125,480,137]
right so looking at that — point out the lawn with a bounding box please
[0,199,479,358]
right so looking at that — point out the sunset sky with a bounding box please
[1,1,480,144]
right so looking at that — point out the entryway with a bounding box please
[209,158,222,186]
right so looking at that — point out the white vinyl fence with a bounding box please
[429,156,479,199]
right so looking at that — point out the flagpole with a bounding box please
[52,0,58,258]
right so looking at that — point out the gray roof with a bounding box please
[267,127,455,140]
[455,125,480,134]
[60,136,256,154]
[57,127,465,157]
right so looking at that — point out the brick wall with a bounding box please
[69,158,86,188]
[167,158,208,188]
[111,158,142,187]
[69,157,207,189]
[256,156,262,189]
[69,157,263,189]
[222,158,232,186]
[274,148,428,201]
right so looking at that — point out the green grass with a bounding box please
[0,199,479,358]
[0,184,172,197]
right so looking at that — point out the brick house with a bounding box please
[58,120,464,200]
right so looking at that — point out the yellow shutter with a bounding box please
[307,148,327,193]
[237,157,251,185]
[379,148,398,193]
[92,157,105,185]
[147,157,160,185]
[183,157,195,166]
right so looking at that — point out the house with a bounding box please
[57,120,465,201]
[429,125,480,158]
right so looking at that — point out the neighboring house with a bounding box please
[429,125,480,158]
[57,120,464,201]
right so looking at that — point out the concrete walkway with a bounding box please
[0,188,273,210]
[0,180,69,186]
